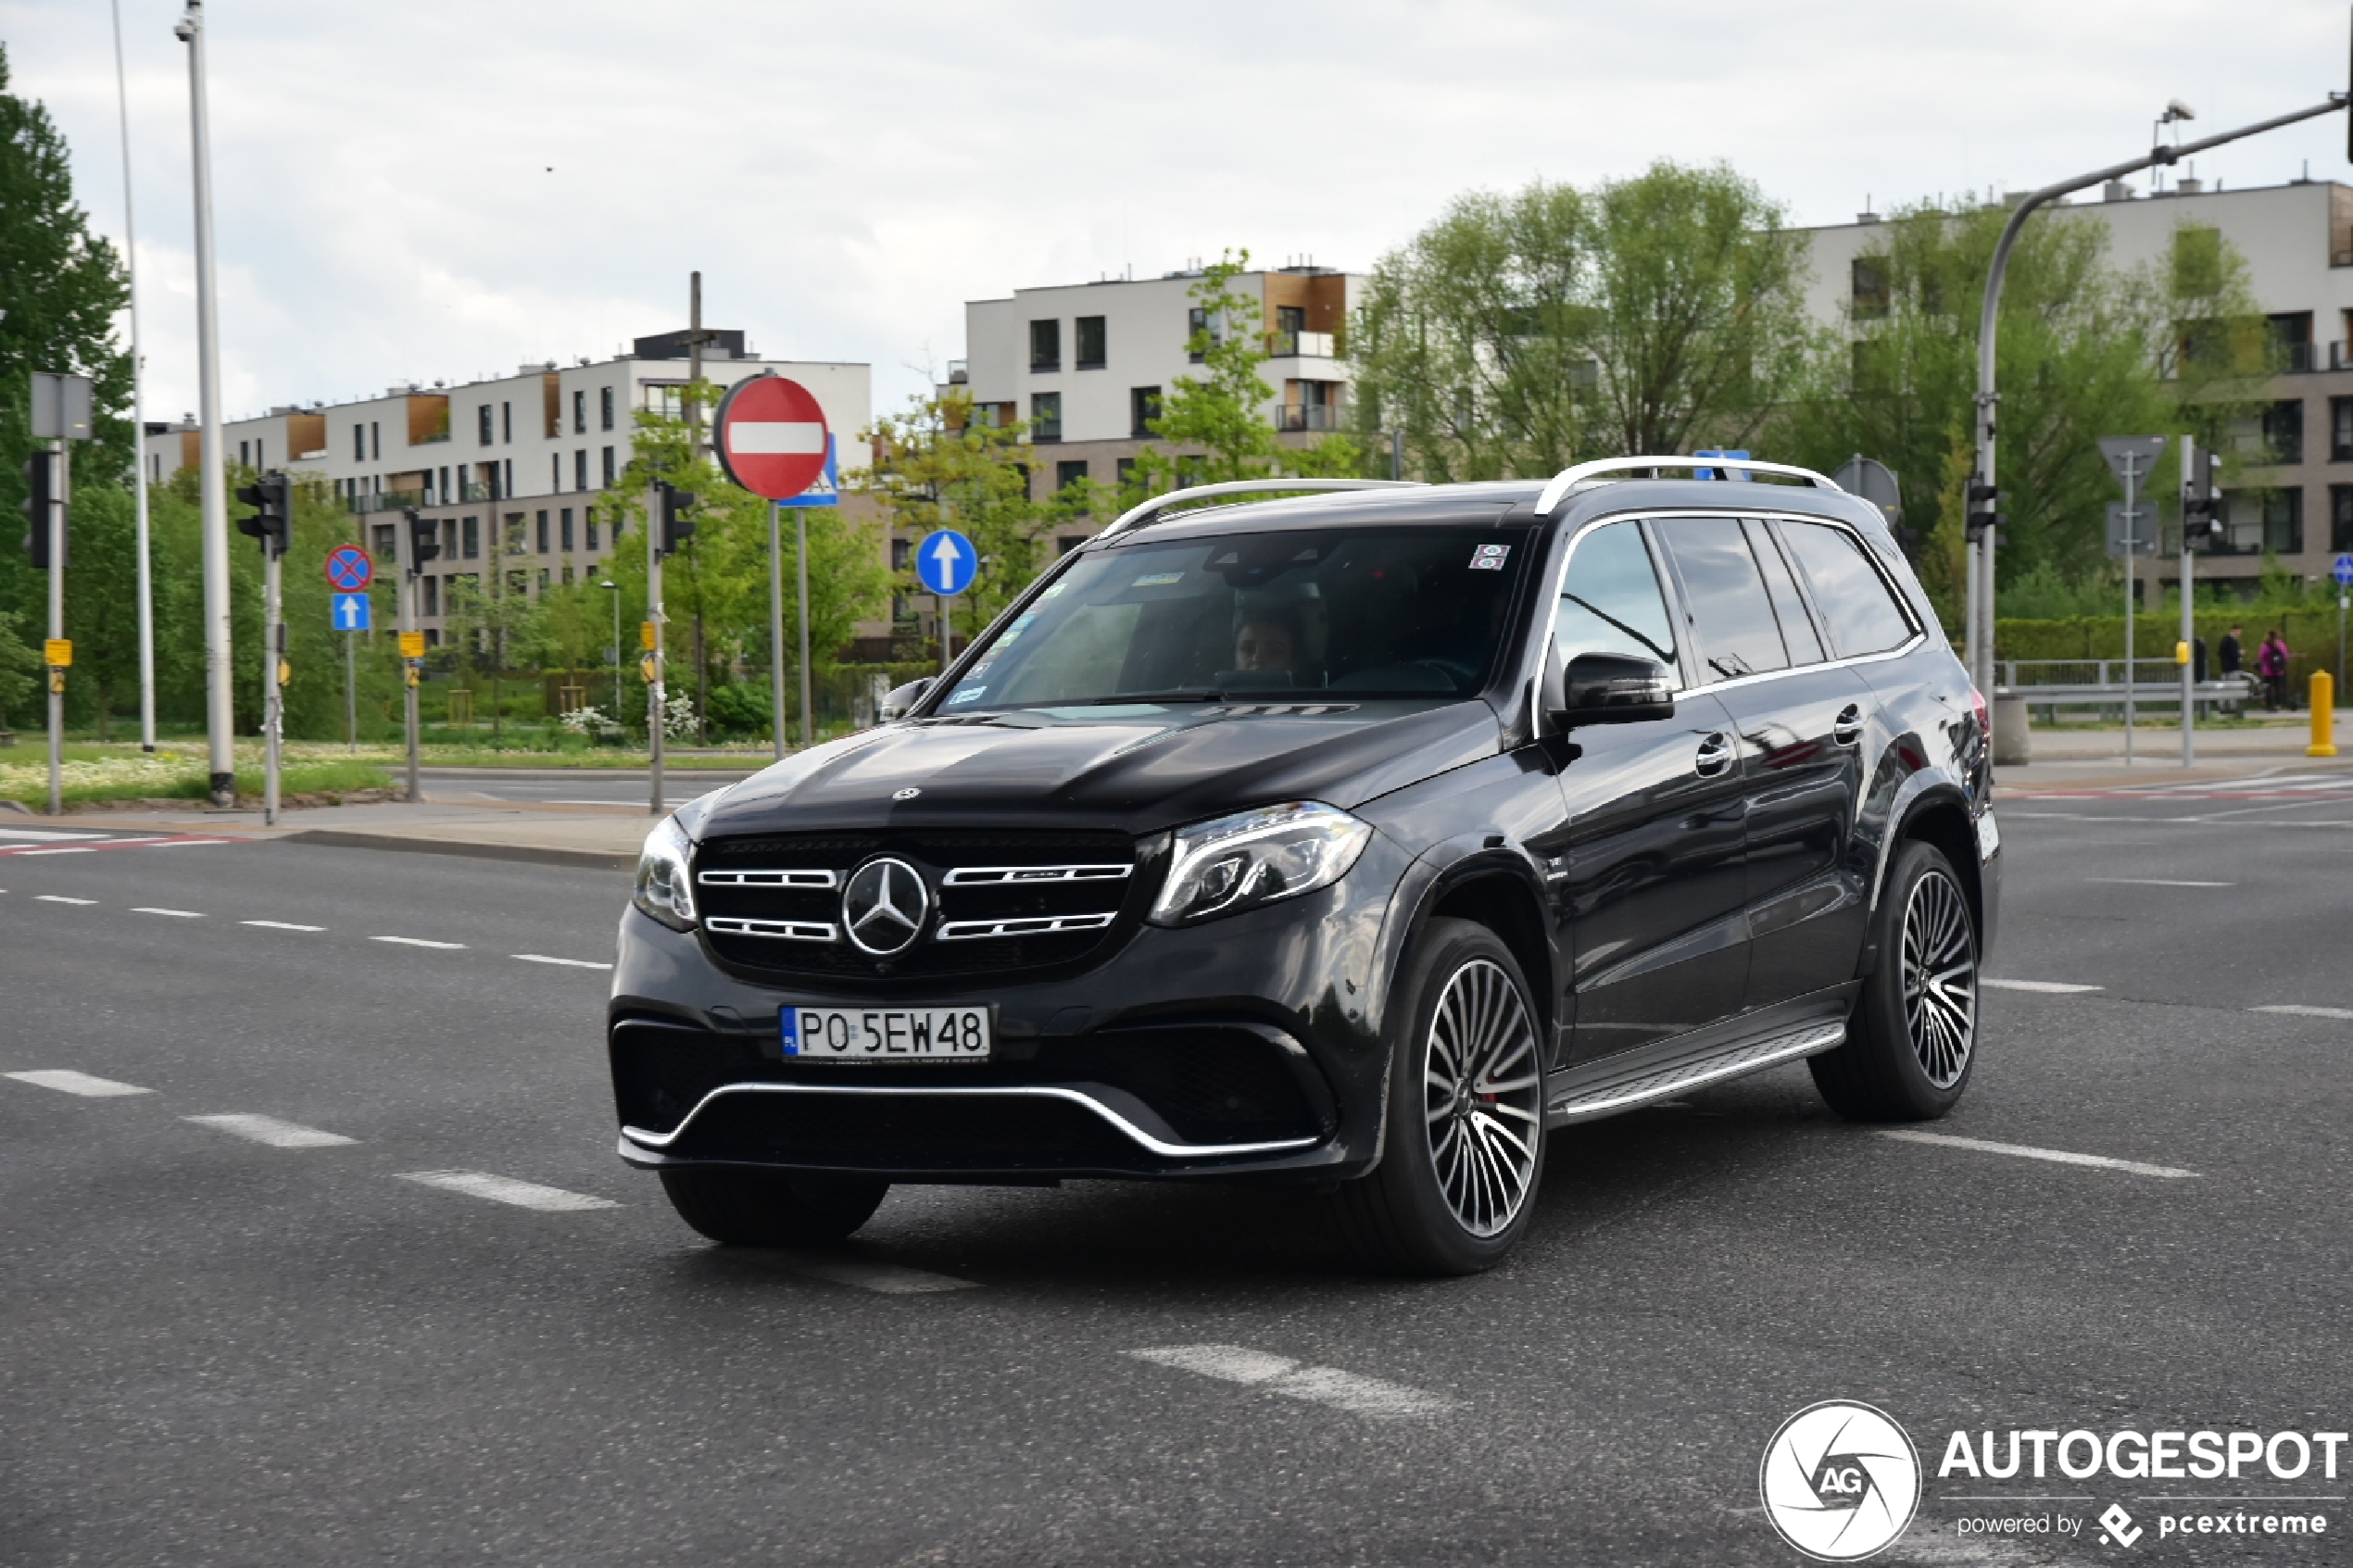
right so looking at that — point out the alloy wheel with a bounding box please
[1422,958,1543,1237]
[1900,869,1976,1087]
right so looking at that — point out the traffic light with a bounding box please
[2182,448,2223,548]
[20,451,57,570]
[405,507,440,570]
[1964,479,2004,544]
[657,481,698,556]
[234,470,294,557]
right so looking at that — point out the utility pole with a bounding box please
[48,434,68,818]
[1967,87,2351,699]
[175,2,235,807]
[685,271,713,746]
[2180,437,2197,770]
[110,0,157,752]
[648,482,664,817]
[401,508,434,801]
[30,373,92,819]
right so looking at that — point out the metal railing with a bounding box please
[1998,659,2259,716]
[1267,330,1337,358]
[1274,404,1339,433]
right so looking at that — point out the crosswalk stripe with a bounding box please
[798,1260,977,1295]
[397,1170,618,1211]
[183,1113,358,1148]
[1127,1345,1456,1418]
[5,1069,153,1098]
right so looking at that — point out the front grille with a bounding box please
[694,830,1146,982]
[678,1091,1147,1173]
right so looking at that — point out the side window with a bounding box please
[1750,520,1824,664]
[1780,520,1915,658]
[1655,515,1788,683]
[1554,521,1678,672]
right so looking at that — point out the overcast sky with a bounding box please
[4,1,2347,428]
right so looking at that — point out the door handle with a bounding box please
[1833,705,1865,747]
[1694,733,1733,776]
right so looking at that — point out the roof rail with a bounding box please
[1099,478,1424,539]
[1533,457,1843,517]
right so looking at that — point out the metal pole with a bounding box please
[608,583,621,718]
[2181,437,2196,769]
[769,501,786,760]
[262,543,282,823]
[111,0,157,753]
[1969,90,2350,700]
[400,522,420,803]
[1390,428,1403,483]
[47,440,67,818]
[176,3,235,807]
[648,489,664,818]
[345,627,357,754]
[939,593,951,677]
[2123,454,2137,767]
[798,508,813,751]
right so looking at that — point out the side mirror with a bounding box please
[1547,652,1676,728]
[878,677,936,721]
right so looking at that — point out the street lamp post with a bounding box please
[173,0,235,808]
[109,0,157,753]
[599,580,621,718]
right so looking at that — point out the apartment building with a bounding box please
[957,262,1366,550]
[1803,177,2353,597]
[142,332,870,646]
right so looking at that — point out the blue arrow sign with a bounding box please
[2334,554,2353,587]
[916,528,977,596]
[333,592,371,632]
[776,434,840,509]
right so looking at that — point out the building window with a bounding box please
[461,516,480,559]
[1851,257,1890,320]
[600,446,616,486]
[561,564,574,586]
[538,568,550,590]
[2270,312,2314,372]
[535,510,550,552]
[357,423,369,459]
[1188,306,1213,363]
[441,518,457,559]
[550,454,560,492]
[2331,397,2353,462]
[371,421,381,459]
[1129,386,1161,438]
[371,523,395,560]
[586,509,600,551]
[438,466,450,502]
[239,439,249,467]
[2218,489,2305,555]
[422,576,439,617]
[1030,392,1063,443]
[1058,533,1087,555]
[501,402,512,444]
[1056,458,1088,492]
[1075,315,1106,369]
[1115,456,1137,489]
[2334,486,2353,552]
[2265,400,2306,465]
[1029,319,1061,372]
[503,458,513,497]
[574,449,588,490]
[477,406,494,445]
[890,537,912,572]
[560,508,574,551]
[573,389,586,434]
[599,386,615,431]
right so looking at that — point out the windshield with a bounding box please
[935,527,1530,712]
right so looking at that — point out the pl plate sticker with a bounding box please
[1132,572,1185,587]
[1469,543,1510,571]
[948,685,986,704]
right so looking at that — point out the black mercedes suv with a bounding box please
[611,458,1999,1273]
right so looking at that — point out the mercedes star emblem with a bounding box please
[892,787,922,800]
[841,857,930,956]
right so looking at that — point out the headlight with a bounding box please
[633,813,698,931]
[1148,801,1372,926]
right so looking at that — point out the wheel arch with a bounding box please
[1859,781,1982,976]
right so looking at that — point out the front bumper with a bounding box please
[608,835,1410,1182]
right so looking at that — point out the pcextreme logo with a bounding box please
[1760,1401,1923,1561]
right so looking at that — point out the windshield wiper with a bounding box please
[1072,690,1225,706]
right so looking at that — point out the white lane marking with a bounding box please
[183,1113,357,1148]
[1982,978,2103,994]
[1127,1345,1456,1418]
[397,1170,619,1211]
[18,848,96,857]
[139,838,232,847]
[243,920,325,932]
[132,907,205,918]
[33,894,96,905]
[2085,877,2234,887]
[510,953,613,971]
[5,1069,154,1098]
[0,828,110,841]
[798,1260,977,1295]
[371,935,466,949]
[1876,1129,2197,1180]
[2252,1003,2353,1021]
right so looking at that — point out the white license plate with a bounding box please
[780,1005,993,1061]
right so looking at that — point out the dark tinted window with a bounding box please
[1554,521,1677,670]
[1655,516,1787,683]
[1780,520,1914,657]
[1750,520,1824,664]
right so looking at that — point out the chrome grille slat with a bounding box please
[704,916,838,943]
[936,912,1118,942]
[940,863,1132,886]
[698,868,838,889]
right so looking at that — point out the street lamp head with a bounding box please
[2163,99,2196,122]
[599,580,618,590]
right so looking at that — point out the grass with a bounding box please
[0,743,393,808]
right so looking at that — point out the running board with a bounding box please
[1547,1022,1847,1124]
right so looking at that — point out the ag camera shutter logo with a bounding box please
[1760,1400,1922,1561]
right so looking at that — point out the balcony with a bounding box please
[1268,330,1337,359]
[2330,341,2353,370]
[2283,341,2315,372]
[1274,405,1339,433]
[347,488,426,515]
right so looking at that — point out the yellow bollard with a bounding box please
[2310,671,2337,758]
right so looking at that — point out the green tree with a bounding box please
[0,609,38,730]
[864,389,1062,638]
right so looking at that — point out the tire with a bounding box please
[1811,839,1979,1122]
[1335,918,1547,1275]
[658,1167,890,1247]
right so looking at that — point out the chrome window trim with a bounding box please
[935,912,1118,942]
[697,868,839,890]
[940,863,1132,886]
[703,916,838,943]
[620,1081,1322,1160]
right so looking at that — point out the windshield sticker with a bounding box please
[947,685,986,705]
[1132,572,1185,587]
[1041,583,1068,598]
[1469,543,1511,571]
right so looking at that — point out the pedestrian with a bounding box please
[2258,628,2291,711]
[2219,624,2244,677]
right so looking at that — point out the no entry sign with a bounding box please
[713,375,830,501]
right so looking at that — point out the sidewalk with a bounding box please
[1996,713,2353,792]
[36,797,657,871]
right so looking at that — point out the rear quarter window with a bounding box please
[1778,520,1915,658]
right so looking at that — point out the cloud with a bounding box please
[6,0,2346,425]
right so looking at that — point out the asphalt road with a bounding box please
[2,779,2348,1566]
[419,765,758,809]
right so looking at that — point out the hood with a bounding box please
[692,700,1501,840]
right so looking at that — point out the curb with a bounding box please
[284,829,635,872]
